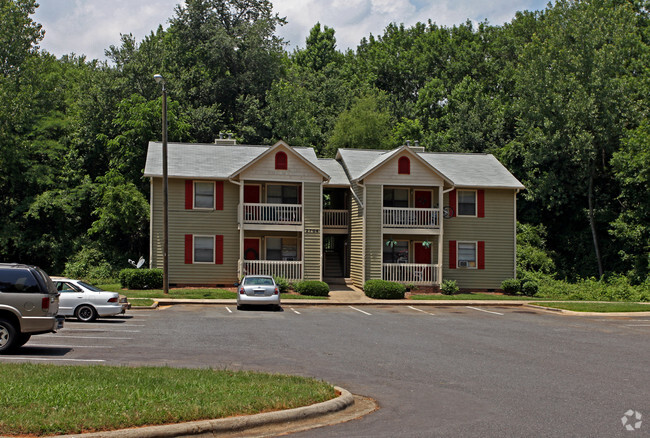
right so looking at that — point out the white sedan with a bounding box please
[51,277,127,322]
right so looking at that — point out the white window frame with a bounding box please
[383,187,410,208]
[457,241,477,269]
[193,181,215,210]
[193,235,215,264]
[456,189,477,217]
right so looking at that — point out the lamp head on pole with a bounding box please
[153,74,165,84]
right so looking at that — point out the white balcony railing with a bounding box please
[382,263,439,285]
[243,203,302,225]
[243,260,302,282]
[383,207,440,229]
[323,209,349,228]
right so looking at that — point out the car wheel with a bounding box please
[76,305,97,322]
[15,333,31,348]
[0,318,17,353]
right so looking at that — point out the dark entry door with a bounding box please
[414,190,432,208]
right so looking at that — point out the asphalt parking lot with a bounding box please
[2,305,649,437]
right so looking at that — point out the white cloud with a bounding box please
[32,0,550,60]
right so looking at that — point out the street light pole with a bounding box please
[154,74,169,294]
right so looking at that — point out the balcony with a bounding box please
[241,203,302,230]
[323,209,349,232]
[382,207,440,232]
[243,260,302,282]
[382,263,440,285]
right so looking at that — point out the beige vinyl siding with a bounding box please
[303,182,322,280]
[443,189,516,289]
[238,145,322,183]
[151,177,240,285]
[364,184,382,282]
[349,183,364,287]
[364,152,444,186]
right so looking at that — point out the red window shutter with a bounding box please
[398,156,410,175]
[215,235,223,264]
[449,240,457,269]
[449,190,456,217]
[215,181,224,210]
[275,151,288,170]
[477,189,485,218]
[478,241,485,270]
[185,180,193,209]
[184,234,193,264]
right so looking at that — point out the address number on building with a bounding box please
[305,228,320,234]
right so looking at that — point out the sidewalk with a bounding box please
[153,285,535,307]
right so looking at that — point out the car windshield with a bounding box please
[244,277,274,286]
[77,281,104,292]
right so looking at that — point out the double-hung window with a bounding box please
[457,242,477,268]
[457,190,476,216]
[266,237,298,261]
[194,236,214,263]
[194,182,214,209]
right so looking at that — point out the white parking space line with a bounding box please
[349,306,372,315]
[625,324,650,327]
[408,306,435,315]
[290,308,301,314]
[225,306,233,313]
[40,335,133,340]
[61,329,140,333]
[466,306,504,316]
[0,357,105,363]
[67,324,145,327]
[26,344,114,349]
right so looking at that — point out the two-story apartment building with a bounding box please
[144,140,524,290]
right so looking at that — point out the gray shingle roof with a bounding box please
[336,148,524,189]
[419,153,524,189]
[317,159,350,186]
[144,142,269,179]
[145,142,523,190]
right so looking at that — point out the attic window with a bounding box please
[275,151,288,170]
[398,156,410,175]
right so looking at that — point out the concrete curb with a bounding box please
[56,386,354,438]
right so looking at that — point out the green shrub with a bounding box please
[119,269,163,290]
[273,276,290,294]
[292,281,329,296]
[363,280,406,299]
[501,278,521,295]
[520,279,539,297]
[440,280,459,295]
[64,247,115,281]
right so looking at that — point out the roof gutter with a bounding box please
[350,179,364,208]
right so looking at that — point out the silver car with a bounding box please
[52,277,126,322]
[236,275,281,310]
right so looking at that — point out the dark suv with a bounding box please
[0,263,64,353]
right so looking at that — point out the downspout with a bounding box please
[439,186,455,286]
[229,178,243,279]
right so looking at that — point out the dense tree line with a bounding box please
[0,0,648,282]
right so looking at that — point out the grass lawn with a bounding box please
[0,363,335,436]
[98,284,329,301]
[530,302,650,312]
[410,293,550,300]
[128,298,155,307]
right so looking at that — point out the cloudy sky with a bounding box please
[33,0,550,61]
